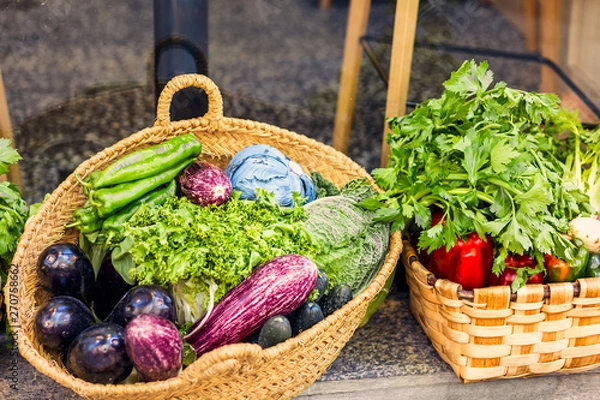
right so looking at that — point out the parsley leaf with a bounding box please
[0,141,28,271]
[0,138,21,175]
[490,139,520,173]
[1,139,43,332]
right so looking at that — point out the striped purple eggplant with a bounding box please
[125,314,183,382]
[179,161,232,206]
[185,254,318,356]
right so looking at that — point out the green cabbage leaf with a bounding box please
[304,178,390,296]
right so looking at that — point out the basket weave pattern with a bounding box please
[403,240,600,383]
[5,74,402,400]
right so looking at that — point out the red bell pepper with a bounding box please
[487,254,544,287]
[422,212,493,290]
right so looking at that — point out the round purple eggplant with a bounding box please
[37,243,95,303]
[34,296,95,350]
[104,284,176,327]
[125,314,183,382]
[179,161,232,206]
[93,253,133,321]
[66,323,132,384]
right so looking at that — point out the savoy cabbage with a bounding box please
[304,178,390,296]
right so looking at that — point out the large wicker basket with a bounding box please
[5,74,402,400]
[402,240,600,383]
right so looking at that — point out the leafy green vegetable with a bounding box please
[545,109,600,213]
[0,139,28,282]
[311,171,340,199]
[371,60,594,282]
[118,189,318,325]
[1,139,45,334]
[304,178,390,295]
[340,177,379,202]
[0,138,22,175]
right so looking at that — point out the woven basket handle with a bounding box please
[155,74,223,126]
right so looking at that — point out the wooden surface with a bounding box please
[332,0,371,155]
[319,0,333,9]
[380,0,420,167]
[539,0,562,94]
[523,0,539,51]
[332,0,421,167]
[0,67,22,189]
[296,370,600,400]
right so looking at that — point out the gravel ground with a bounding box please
[0,0,537,203]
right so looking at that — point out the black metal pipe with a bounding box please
[154,0,209,120]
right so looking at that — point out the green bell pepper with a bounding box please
[545,238,590,283]
[583,253,600,278]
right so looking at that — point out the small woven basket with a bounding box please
[402,240,600,383]
[4,74,402,400]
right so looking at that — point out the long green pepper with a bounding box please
[66,207,104,233]
[88,133,202,189]
[103,179,177,241]
[72,205,99,225]
[89,158,195,217]
[76,218,105,234]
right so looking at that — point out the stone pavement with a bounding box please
[3,292,600,399]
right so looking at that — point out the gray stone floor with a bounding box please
[5,1,594,399]
[1,0,540,203]
[3,293,600,399]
